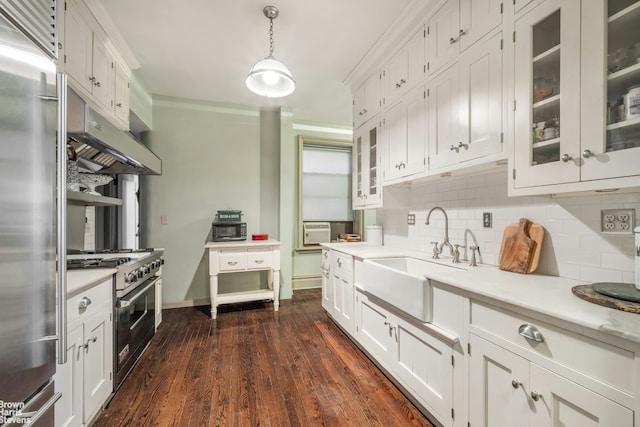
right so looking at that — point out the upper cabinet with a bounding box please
[383,27,426,107]
[354,71,382,129]
[511,0,640,194]
[353,120,382,209]
[61,0,132,130]
[429,32,503,170]
[581,0,640,181]
[512,0,581,189]
[383,85,427,183]
[427,0,503,76]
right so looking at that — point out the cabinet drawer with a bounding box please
[67,278,112,328]
[219,251,247,271]
[331,252,353,276]
[470,301,635,394]
[246,250,272,270]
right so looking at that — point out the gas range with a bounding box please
[67,248,164,297]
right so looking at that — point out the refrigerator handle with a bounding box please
[57,73,67,364]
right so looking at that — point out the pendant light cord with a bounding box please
[269,18,274,57]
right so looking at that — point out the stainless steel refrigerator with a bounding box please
[0,3,66,425]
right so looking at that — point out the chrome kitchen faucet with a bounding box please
[426,206,455,260]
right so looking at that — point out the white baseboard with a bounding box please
[293,275,321,290]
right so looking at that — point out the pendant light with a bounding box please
[246,5,295,98]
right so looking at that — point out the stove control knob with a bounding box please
[137,269,144,278]
[126,272,137,283]
[143,264,150,274]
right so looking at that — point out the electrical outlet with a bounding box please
[407,213,416,225]
[601,209,635,234]
[483,212,492,228]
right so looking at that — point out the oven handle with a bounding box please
[118,278,159,308]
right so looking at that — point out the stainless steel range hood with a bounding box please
[67,88,161,175]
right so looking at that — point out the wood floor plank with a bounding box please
[93,289,434,427]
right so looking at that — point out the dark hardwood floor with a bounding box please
[94,289,434,427]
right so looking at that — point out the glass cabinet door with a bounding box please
[513,0,581,188]
[353,130,365,207]
[582,0,640,181]
[367,125,380,205]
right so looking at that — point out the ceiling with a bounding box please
[91,0,416,126]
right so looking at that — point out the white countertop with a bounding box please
[67,268,116,296]
[322,242,640,345]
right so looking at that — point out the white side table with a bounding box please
[205,240,280,319]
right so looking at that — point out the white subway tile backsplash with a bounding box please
[379,170,639,282]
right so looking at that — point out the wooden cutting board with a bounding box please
[498,218,544,274]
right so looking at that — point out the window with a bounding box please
[297,136,360,250]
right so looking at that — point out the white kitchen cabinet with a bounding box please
[55,277,113,427]
[383,85,426,183]
[330,251,355,335]
[113,60,131,124]
[354,71,382,129]
[321,249,331,313]
[56,324,84,427]
[62,0,131,129]
[511,0,640,194]
[580,1,640,182]
[384,27,426,106]
[428,63,461,169]
[457,32,504,163]
[468,300,635,427]
[355,289,456,425]
[353,120,382,209]
[512,0,581,188]
[64,0,112,110]
[429,32,503,170]
[469,334,633,427]
[427,0,503,76]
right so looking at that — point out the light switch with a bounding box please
[161,215,168,225]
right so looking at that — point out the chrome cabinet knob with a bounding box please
[530,390,542,401]
[78,296,92,309]
[512,379,522,389]
[561,153,572,163]
[582,149,594,158]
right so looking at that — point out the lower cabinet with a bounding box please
[321,249,331,313]
[329,251,355,336]
[56,278,113,427]
[468,333,633,427]
[468,299,635,427]
[355,289,455,425]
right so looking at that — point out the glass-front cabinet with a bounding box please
[353,121,382,209]
[581,0,640,181]
[513,0,581,188]
[513,0,640,191]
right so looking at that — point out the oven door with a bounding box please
[115,276,157,389]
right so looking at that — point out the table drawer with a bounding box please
[67,278,112,328]
[246,250,273,270]
[470,300,635,394]
[219,251,248,271]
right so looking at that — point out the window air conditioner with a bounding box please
[303,222,331,245]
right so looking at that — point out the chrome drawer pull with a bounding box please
[254,260,264,264]
[518,324,544,342]
[228,261,238,266]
